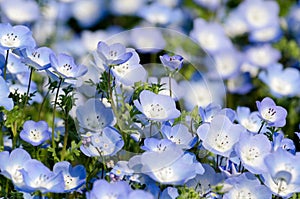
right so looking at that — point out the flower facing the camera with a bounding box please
[20,120,51,146]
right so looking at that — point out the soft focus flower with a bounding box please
[236,106,265,133]
[159,54,183,71]
[0,76,13,110]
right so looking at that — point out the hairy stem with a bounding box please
[3,50,9,80]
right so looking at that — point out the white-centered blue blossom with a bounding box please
[223,173,272,199]
[237,106,265,133]
[76,98,115,132]
[134,90,180,122]
[262,148,300,197]
[21,47,54,70]
[235,133,272,174]
[197,114,246,157]
[20,120,51,146]
[259,64,300,98]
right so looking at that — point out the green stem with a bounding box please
[107,69,120,130]
[169,75,172,98]
[24,67,34,106]
[52,78,63,149]
[257,121,265,134]
[38,89,50,120]
[3,50,9,80]
[61,114,69,161]
[12,121,17,149]
[0,124,4,151]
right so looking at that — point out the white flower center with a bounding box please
[212,132,231,152]
[29,129,42,142]
[261,107,277,122]
[58,63,73,76]
[198,33,218,51]
[244,147,260,162]
[85,115,105,130]
[235,188,254,199]
[1,32,21,48]
[64,174,78,190]
[246,6,269,27]
[270,78,292,96]
[154,167,174,182]
[114,63,129,76]
[144,103,167,119]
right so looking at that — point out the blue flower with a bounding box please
[235,133,272,174]
[110,50,147,86]
[0,23,36,50]
[223,173,272,199]
[134,90,180,122]
[86,179,131,199]
[21,47,54,70]
[76,98,115,132]
[256,97,287,127]
[262,148,300,197]
[272,132,296,154]
[0,148,31,189]
[20,120,51,146]
[109,161,134,181]
[80,127,124,157]
[199,103,236,123]
[161,123,197,149]
[0,76,13,110]
[159,54,183,71]
[197,114,246,157]
[129,190,154,199]
[49,53,88,79]
[236,106,265,133]
[53,161,86,193]
[160,187,179,199]
[259,64,300,98]
[141,138,176,152]
[19,159,65,193]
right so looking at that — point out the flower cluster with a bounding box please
[0,0,299,198]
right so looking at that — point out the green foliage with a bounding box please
[177,186,200,199]
[61,140,82,162]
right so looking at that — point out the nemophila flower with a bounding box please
[186,164,224,197]
[110,161,134,181]
[86,179,131,199]
[245,44,281,69]
[223,173,272,199]
[249,24,282,43]
[227,72,253,94]
[95,41,133,68]
[141,138,176,152]
[193,0,221,11]
[49,53,88,79]
[134,90,180,122]
[20,120,51,146]
[259,64,300,98]
[159,54,183,71]
[235,133,272,174]
[199,103,236,123]
[19,159,64,193]
[0,76,13,110]
[161,123,197,149]
[272,132,296,154]
[53,161,86,192]
[287,4,300,44]
[236,106,265,133]
[190,18,232,53]
[160,187,179,199]
[256,97,287,127]
[130,27,166,53]
[110,0,146,16]
[0,23,35,50]
[110,49,147,86]
[262,148,300,197]
[21,47,54,70]
[80,127,124,157]
[0,0,40,24]
[129,190,155,199]
[76,98,115,132]
[0,148,31,189]
[197,114,246,157]
[4,52,28,74]
[224,10,248,37]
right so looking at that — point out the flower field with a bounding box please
[0,0,300,198]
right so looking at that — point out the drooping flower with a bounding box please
[19,159,65,193]
[0,76,13,110]
[223,173,272,199]
[256,97,287,127]
[134,90,180,122]
[20,120,51,146]
[197,114,246,157]
[235,133,272,174]
[80,127,124,157]
[259,64,300,98]
[49,53,87,79]
[262,148,300,197]
[0,148,32,189]
[0,23,36,50]
[159,54,184,71]
[76,98,115,132]
[53,161,86,193]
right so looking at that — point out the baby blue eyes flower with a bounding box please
[21,47,54,70]
[0,76,13,110]
[49,53,88,79]
[134,90,180,122]
[259,64,300,98]
[197,114,246,157]
[237,106,265,133]
[159,54,183,71]
[20,120,51,146]
[53,161,86,192]
[256,97,287,127]
[0,23,36,50]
